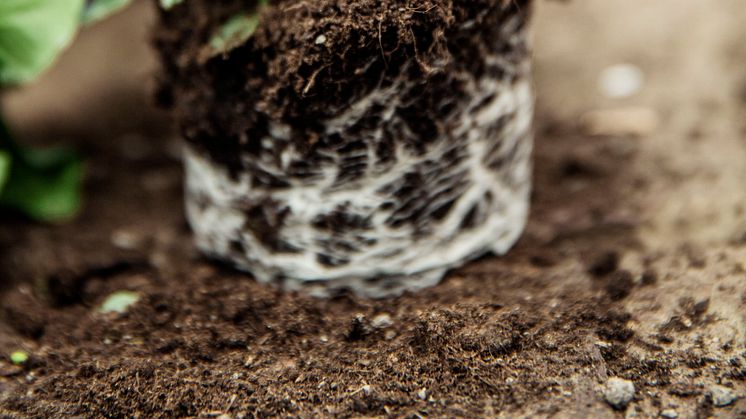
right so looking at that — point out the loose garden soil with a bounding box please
[0,1,744,417]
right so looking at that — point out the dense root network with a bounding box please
[161,0,534,296]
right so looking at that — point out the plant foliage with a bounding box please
[0,0,131,221]
[0,118,83,222]
[0,0,85,85]
[208,0,269,56]
[0,150,10,192]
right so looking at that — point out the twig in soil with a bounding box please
[225,394,238,412]
[350,384,372,395]
[281,1,309,13]
[302,65,329,97]
[403,5,438,14]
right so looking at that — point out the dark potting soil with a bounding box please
[0,110,740,416]
[156,0,535,285]
[154,0,531,176]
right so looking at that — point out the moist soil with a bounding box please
[0,1,745,417]
[156,0,534,286]
[155,0,529,176]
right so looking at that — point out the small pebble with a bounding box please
[417,388,428,400]
[660,408,678,418]
[371,313,393,329]
[604,377,635,410]
[710,385,736,407]
[315,34,327,45]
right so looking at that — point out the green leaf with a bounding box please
[0,0,86,85]
[82,0,132,24]
[0,147,84,222]
[206,1,269,57]
[0,150,10,192]
[0,118,83,222]
[159,0,184,10]
[98,291,140,314]
[209,13,261,56]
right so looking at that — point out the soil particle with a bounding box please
[370,313,393,329]
[604,270,635,301]
[660,408,678,418]
[345,314,372,342]
[603,377,635,410]
[710,385,737,407]
[659,297,713,333]
[588,251,620,277]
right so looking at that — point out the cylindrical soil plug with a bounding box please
[155,0,534,297]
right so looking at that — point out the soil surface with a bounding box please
[0,0,744,417]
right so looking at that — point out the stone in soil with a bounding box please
[604,377,635,410]
[710,385,737,407]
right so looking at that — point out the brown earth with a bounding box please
[0,0,744,417]
[155,0,530,174]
